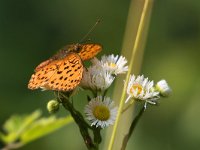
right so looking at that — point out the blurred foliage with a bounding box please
[0,110,73,149]
[0,0,200,150]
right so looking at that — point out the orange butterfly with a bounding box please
[28,43,102,91]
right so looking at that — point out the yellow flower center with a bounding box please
[130,84,143,95]
[108,62,116,68]
[93,105,110,121]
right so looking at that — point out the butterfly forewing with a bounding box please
[78,44,102,61]
[28,53,83,91]
[60,43,102,61]
[47,53,83,91]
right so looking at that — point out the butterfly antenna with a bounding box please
[79,19,101,43]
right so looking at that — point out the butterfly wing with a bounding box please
[28,60,60,90]
[60,43,102,61]
[78,44,102,61]
[34,58,54,72]
[47,53,83,91]
[28,53,83,91]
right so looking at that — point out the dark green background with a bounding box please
[0,0,200,150]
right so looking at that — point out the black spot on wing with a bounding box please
[64,66,69,70]
[57,71,62,74]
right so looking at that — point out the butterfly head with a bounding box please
[61,44,82,53]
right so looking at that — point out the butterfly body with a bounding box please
[28,43,102,92]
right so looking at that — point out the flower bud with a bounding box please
[156,80,172,97]
[47,100,60,113]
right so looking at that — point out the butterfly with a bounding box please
[28,43,102,91]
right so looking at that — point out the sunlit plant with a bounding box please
[0,0,172,150]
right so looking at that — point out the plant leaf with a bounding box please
[20,116,73,144]
[0,110,41,144]
[0,110,73,148]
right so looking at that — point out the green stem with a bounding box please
[93,127,102,150]
[121,100,135,114]
[102,89,108,98]
[121,106,145,150]
[59,93,96,150]
[106,0,153,149]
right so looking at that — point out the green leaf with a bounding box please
[20,116,73,144]
[0,110,73,148]
[0,110,41,144]
[0,132,7,143]
[3,110,41,133]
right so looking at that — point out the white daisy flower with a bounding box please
[156,79,172,97]
[125,74,160,105]
[84,96,118,128]
[100,54,128,75]
[90,57,104,72]
[90,71,114,91]
[80,64,115,91]
[90,57,102,66]
[80,68,92,89]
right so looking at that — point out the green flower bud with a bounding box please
[47,100,60,113]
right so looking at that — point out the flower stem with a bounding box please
[106,0,153,149]
[59,93,96,150]
[121,106,145,150]
[93,127,102,150]
[121,100,135,113]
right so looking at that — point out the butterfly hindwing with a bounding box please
[28,53,83,91]
[28,60,60,90]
